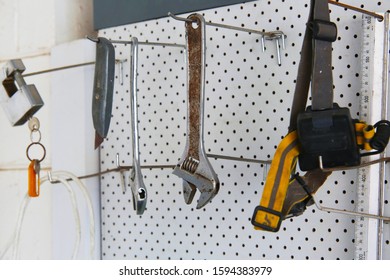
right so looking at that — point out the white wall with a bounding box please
[50,39,100,259]
[0,0,96,259]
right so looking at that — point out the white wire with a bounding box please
[52,171,96,259]
[0,170,95,259]
[13,175,81,259]
[0,195,30,259]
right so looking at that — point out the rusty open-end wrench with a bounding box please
[173,13,220,209]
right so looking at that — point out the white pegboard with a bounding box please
[98,0,390,259]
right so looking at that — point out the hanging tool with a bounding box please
[251,0,336,232]
[173,13,220,209]
[26,117,46,197]
[0,59,44,126]
[90,37,116,149]
[251,0,390,232]
[129,37,147,215]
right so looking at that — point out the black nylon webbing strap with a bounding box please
[287,0,336,208]
[288,0,314,133]
[252,0,335,231]
[310,0,337,110]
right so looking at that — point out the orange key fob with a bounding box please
[28,160,40,197]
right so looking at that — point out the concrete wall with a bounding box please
[0,0,95,259]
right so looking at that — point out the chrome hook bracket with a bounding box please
[168,12,287,65]
[116,154,127,194]
[295,172,390,223]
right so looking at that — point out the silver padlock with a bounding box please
[0,59,44,126]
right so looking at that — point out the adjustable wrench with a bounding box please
[173,13,220,209]
[129,37,147,214]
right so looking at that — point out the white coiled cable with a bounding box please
[0,171,95,259]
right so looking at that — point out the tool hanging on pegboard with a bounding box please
[89,37,116,149]
[173,13,220,209]
[128,37,148,215]
[251,0,390,232]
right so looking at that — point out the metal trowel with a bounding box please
[90,37,115,149]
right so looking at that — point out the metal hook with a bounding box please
[168,12,287,65]
[48,171,60,184]
[86,36,186,49]
[295,173,390,222]
[310,191,390,222]
[86,36,100,43]
[264,31,286,66]
[167,12,195,23]
[116,153,127,194]
[118,59,125,86]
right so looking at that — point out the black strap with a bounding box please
[289,0,337,133]
[288,2,313,132]
[310,0,337,110]
[285,0,336,217]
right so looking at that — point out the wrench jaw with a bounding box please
[182,181,196,204]
[173,155,220,209]
[195,156,220,209]
[129,167,147,215]
[196,179,219,209]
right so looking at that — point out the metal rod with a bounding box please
[22,37,185,78]
[311,191,390,222]
[43,152,389,185]
[168,12,284,39]
[275,38,281,66]
[168,12,286,65]
[22,62,95,77]
[22,59,127,78]
[105,153,271,173]
[168,12,193,23]
[377,10,390,260]
[79,153,271,180]
[203,20,276,37]
[9,153,389,176]
[109,39,185,49]
[207,153,271,165]
[329,0,384,21]
[320,156,390,172]
[86,36,185,48]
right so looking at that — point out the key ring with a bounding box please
[30,129,42,143]
[26,142,46,162]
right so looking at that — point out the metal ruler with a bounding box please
[355,13,389,260]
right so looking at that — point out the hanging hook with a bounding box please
[294,173,390,222]
[116,153,127,194]
[168,12,195,23]
[86,36,100,43]
[47,171,61,184]
[168,12,287,65]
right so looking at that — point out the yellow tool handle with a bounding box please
[252,131,300,232]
